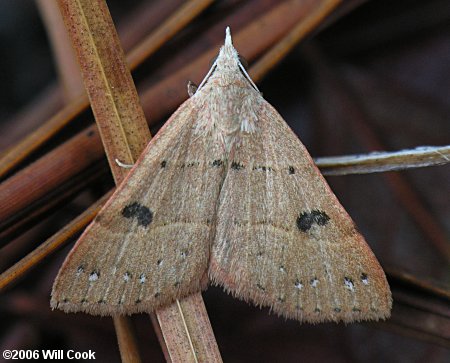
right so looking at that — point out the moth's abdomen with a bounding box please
[194,73,262,149]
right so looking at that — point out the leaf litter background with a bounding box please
[0,0,449,362]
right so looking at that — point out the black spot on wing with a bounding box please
[122,202,153,227]
[252,165,273,172]
[181,161,200,168]
[211,159,223,167]
[296,210,330,232]
[231,161,244,170]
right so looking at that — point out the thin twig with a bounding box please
[250,0,342,82]
[56,0,222,361]
[36,0,84,98]
[113,316,142,363]
[316,145,450,175]
[56,1,149,361]
[0,192,111,291]
[0,0,214,178]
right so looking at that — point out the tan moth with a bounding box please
[51,28,392,323]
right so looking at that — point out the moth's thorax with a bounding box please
[192,68,262,155]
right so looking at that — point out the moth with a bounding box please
[51,28,392,323]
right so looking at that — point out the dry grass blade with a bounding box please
[0,192,111,291]
[0,127,105,239]
[316,145,450,175]
[127,0,214,70]
[56,1,149,360]
[56,0,150,176]
[157,295,223,363]
[0,96,87,179]
[114,316,142,363]
[0,0,213,178]
[383,268,450,348]
[36,0,84,98]
[249,0,342,82]
[56,0,221,361]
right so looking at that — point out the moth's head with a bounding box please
[215,27,240,72]
[194,27,259,94]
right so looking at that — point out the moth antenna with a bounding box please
[239,60,259,92]
[196,59,217,92]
